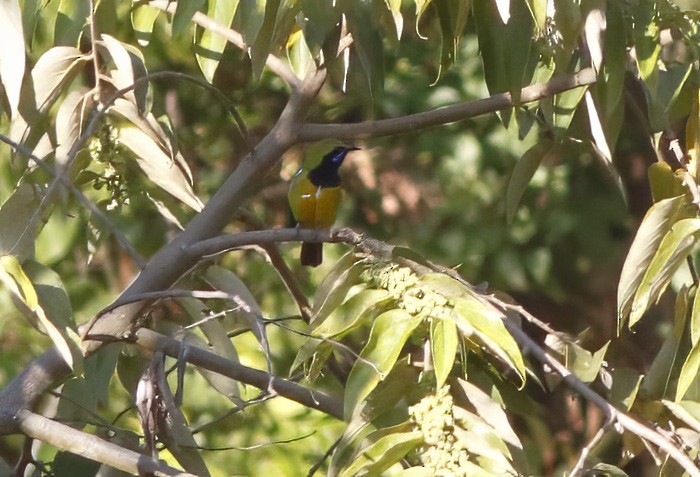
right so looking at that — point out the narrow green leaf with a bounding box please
[339,428,423,477]
[196,0,240,82]
[249,0,281,79]
[677,340,700,401]
[172,0,205,37]
[494,0,511,23]
[115,122,204,211]
[0,255,81,372]
[663,400,700,433]
[131,2,161,46]
[31,46,88,112]
[415,0,432,39]
[344,309,422,419]
[505,138,556,223]
[452,296,526,385]
[54,0,89,46]
[431,318,458,388]
[298,0,340,61]
[691,286,700,346]
[312,254,364,325]
[473,0,508,95]
[590,463,630,477]
[609,367,642,411]
[0,0,25,119]
[432,0,470,83]
[343,1,385,103]
[313,288,391,338]
[632,1,660,83]
[0,184,41,259]
[618,195,693,329]
[384,0,403,39]
[631,218,700,327]
[458,378,522,449]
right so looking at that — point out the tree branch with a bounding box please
[132,328,344,420]
[14,409,194,476]
[299,67,597,141]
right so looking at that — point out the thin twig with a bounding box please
[307,436,341,476]
[568,420,613,476]
[88,0,103,104]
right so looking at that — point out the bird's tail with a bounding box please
[301,242,323,267]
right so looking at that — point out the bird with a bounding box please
[288,145,359,267]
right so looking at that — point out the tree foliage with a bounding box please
[0,0,700,476]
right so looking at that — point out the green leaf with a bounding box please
[343,0,385,103]
[432,0,470,83]
[384,0,403,40]
[431,317,458,388]
[313,288,391,338]
[0,255,81,372]
[618,195,693,329]
[505,138,556,223]
[458,378,522,449]
[663,400,700,433]
[691,286,700,346]
[677,339,700,401]
[115,120,204,212]
[609,367,642,411]
[547,335,609,383]
[648,162,686,204]
[31,46,89,113]
[249,0,281,79]
[0,184,42,259]
[452,295,526,385]
[196,0,240,82]
[0,0,25,119]
[99,34,149,113]
[54,0,89,46]
[312,253,364,325]
[344,309,422,419]
[339,427,423,477]
[590,463,630,477]
[298,0,341,61]
[631,218,700,327]
[172,0,205,37]
[131,2,161,46]
[632,1,660,84]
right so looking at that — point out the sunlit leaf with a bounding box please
[631,218,700,327]
[384,0,403,40]
[506,138,556,223]
[0,255,81,372]
[131,2,161,46]
[172,0,205,37]
[312,253,364,325]
[618,195,693,329]
[312,288,391,338]
[339,426,422,477]
[196,0,240,82]
[344,309,422,419]
[452,295,526,385]
[54,0,89,46]
[55,90,90,166]
[648,162,686,204]
[632,1,660,84]
[431,317,458,388]
[31,46,89,112]
[115,122,204,211]
[687,89,700,178]
[250,0,282,79]
[99,34,149,113]
[664,400,700,433]
[458,378,522,449]
[677,340,700,401]
[494,0,510,23]
[0,0,25,119]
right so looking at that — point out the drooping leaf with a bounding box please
[312,252,364,325]
[312,288,391,338]
[115,122,204,211]
[505,138,556,223]
[196,0,240,82]
[339,427,423,477]
[0,255,82,372]
[0,0,25,119]
[99,34,149,113]
[664,400,700,433]
[631,218,700,327]
[609,367,643,411]
[677,339,700,401]
[343,0,385,103]
[632,1,660,84]
[179,297,241,403]
[298,0,341,62]
[432,0,471,83]
[431,317,458,388]
[458,378,522,449]
[384,0,403,40]
[494,0,511,23]
[172,0,205,37]
[203,265,268,368]
[54,0,89,46]
[131,2,161,46]
[55,89,90,166]
[546,334,609,383]
[0,184,42,259]
[452,295,526,385]
[249,0,282,79]
[618,195,693,329]
[344,309,422,419]
[31,46,88,112]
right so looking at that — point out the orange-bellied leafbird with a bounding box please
[288,146,359,266]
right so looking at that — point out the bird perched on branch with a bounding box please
[288,145,359,267]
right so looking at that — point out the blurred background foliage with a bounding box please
[1,0,694,475]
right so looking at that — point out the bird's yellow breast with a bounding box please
[288,172,342,228]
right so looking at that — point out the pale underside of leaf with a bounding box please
[0,0,25,118]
